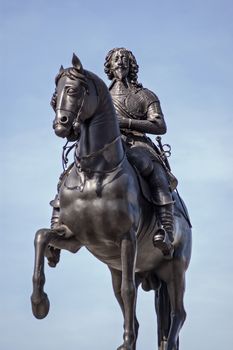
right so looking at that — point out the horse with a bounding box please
[31,53,192,350]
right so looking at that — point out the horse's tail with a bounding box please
[155,281,179,349]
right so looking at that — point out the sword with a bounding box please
[156,136,171,171]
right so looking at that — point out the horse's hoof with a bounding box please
[46,246,61,268]
[31,292,50,319]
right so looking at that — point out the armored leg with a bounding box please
[126,147,174,257]
[146,161,174,258]
[153,204,174,258]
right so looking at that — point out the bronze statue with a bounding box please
[31,53,192,350]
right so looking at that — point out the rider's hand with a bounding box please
[117,116,130,129]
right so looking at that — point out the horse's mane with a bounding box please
[55,67,88,89]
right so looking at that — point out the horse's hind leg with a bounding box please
[155,282,171,350]
[166,264,186,350]
[31,228,54,319]
[109,267,140,350]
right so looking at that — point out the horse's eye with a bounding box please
[67,87,78,96]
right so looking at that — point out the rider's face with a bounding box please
[110,50,130,81]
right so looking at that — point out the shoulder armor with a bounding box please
[140,88,159,104]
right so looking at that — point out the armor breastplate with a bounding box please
[110,82,158,120]
[124,89,147,118]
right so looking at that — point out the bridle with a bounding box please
[71,86,88,132]
[60,82,88,171]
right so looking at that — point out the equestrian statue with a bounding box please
[31,50,192,350]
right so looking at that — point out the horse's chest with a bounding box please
[59,170,138,243]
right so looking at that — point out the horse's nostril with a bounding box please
[60,116,68,124]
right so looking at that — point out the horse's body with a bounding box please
[31,54,192,350]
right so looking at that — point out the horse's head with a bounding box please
[53,54,98,140]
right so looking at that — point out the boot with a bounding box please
[153,204,174,258]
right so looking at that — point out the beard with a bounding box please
[113,67,129,81]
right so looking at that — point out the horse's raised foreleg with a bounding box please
[117,231,137,350]
[31,228,55,319]
[110,267,139,350]
[166,263,186,350]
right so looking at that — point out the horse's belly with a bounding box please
[86,243,122,270]
[86,240,163,273]
[136,240,163,272]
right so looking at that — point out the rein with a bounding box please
[75,151,126,175]
[78,134,121,160]
[62,141,77,170]
[72,87,88,131]
[74,135,125,174]
[61,85,88,171]
[72,73,99,130]
[63,135,125,193]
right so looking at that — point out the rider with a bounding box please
[104,47,176,257]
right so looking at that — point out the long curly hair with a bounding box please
[104,48,142,87]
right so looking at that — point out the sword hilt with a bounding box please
[156,136,171,171]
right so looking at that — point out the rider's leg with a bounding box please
[126,148,174,257]
[146,161,174,257]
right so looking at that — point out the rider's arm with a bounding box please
[118,100,167,135]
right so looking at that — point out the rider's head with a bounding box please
[104,48,140,85]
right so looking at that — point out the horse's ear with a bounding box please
[59,65,64,73]
[72,53,84,73]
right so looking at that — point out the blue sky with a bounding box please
[1,0,233,349]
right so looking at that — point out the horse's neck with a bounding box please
[77,101,124,172]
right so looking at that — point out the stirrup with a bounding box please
[153,228,174,258]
